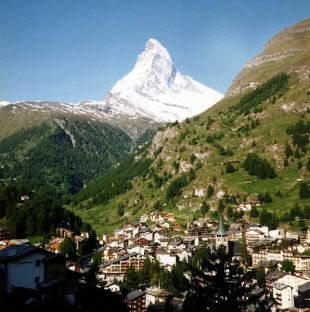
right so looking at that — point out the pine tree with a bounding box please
[183,246,273,312]
[201,201,209,216]
[299,182,310,198]
[226,163,236,173]
[207,184,214,198]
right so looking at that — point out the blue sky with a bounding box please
[0,0,309,102]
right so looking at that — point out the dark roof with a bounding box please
[266,270,287,281]
[42,253,65,263]
[299,282,310,293]
[126,290,145,301]
[0,244,48,261]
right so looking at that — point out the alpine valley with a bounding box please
[69,18,310,235]
[1,18,310,238]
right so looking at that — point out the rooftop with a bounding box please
[0,244,44,261]
[126,290,145,301]
[216,215,227,236]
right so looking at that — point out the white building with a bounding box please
[272,282,294,309]
[272,274,308,309]
[156,250,176,267]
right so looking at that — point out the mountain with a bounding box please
[0,117,132,196]
[0,39,222,140]
[84,38,223,122]
[0,101,157,140]
[70,18,310,235]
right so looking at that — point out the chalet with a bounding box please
[173,224,182,232]
[46,237,64,254]
[138,228,153,241]
[134,237,150,247]
[149,212,165,222]
[188,225,208,237]
[56,227,74,239]
[0,244,66,293]
[126,290,157,312]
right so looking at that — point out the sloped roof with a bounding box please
[0,244,48,261]
[216,215,227,236]
[126,290,145,301]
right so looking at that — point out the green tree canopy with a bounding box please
[183,246,273,312]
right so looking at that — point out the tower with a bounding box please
[215,215,228,250]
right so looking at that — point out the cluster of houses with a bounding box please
[1,209,310,311]
[96,211,310,311]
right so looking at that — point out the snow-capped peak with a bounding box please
[85,38,224,122]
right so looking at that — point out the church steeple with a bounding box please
[215,214,228,250]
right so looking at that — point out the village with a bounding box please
[0,208,310,311]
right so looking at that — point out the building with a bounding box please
[100,252,145,281]
[271,274,309,310]
[252,249,310,271]
[245,228,267,246]
[272,282,294,309]
[294,281,310,309]
[188,225,208,237]
[126,290,157,312]
[56,227,74,239]
[156,250,176,267]
[215,216,228,250]
[0,244,66,293]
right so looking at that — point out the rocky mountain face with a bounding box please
[227,18,310,96]
[84,38,223,122]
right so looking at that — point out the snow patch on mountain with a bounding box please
[0,101,10,107]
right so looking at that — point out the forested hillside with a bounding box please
[0,117,132,197]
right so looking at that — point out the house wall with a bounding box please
[273,286,293,309]
[7,252,46,292]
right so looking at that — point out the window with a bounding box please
[34,276,40,283]
[35,259,40,266]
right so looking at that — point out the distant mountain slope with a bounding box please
[0,117,132,196]
[86,38,223,122]
[70,18,310,235]
[0,101,157,140]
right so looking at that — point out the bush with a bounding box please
[226,163,236,173]
[299,182,310,198]
[243,154,276,179]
